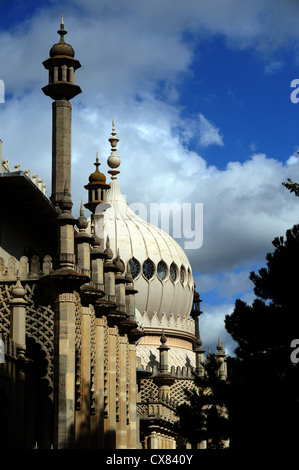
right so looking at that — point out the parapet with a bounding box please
[0,151,47,197]
[0,255,53,281]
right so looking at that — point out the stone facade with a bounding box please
[0,18,227,450]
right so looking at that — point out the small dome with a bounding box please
[50,41,74,58]
[89,170,106,183]
[89,154,107,183]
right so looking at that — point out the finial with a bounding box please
[104,235,113,260]
[125,261,133,283]
[57,14,67,41]
[80,200,84,217]
[107,119,120,180]
[77,200,88,231]
[114,249,124,272]
[93,151,100,172]
[216,337,225,356]
[11,273,26,299]
[160,329,167,345]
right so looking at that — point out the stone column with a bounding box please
[75,202,92,277]
[10,276,27,352]
[54,291,76,449]
[128,344,138,449]
[10,276,27,448]
[116,336,128,449]
[92,315,106,448]
[148,430,158,449]
[105,327,117,448]
[90,239,106,290]
[195,334,205,377]
[51,100,72,207]
[158,331,169,374]
[75,305,91,448]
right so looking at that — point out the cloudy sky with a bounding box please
[1,0,299,356]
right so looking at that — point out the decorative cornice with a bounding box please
[142,311,195,341]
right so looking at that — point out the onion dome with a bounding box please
[50,15,75,58]
[99,121,196,368]
[89,153,107,183]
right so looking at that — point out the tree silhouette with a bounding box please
[177,354,230,449]
[225,223,299,449]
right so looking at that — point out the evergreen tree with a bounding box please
[177,354,230,449]
[225,223,299,449]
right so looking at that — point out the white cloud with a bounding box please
[198,113,224,147]
[2,0,299,355]
[199,303,237,357]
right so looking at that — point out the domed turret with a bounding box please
[94,121,196,368]
[42,15,82,101]
[84,153,110,214]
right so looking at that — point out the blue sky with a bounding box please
[1,0,299,355]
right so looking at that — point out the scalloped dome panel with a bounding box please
[101,179,194,321]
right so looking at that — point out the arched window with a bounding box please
[157,260,168,281]
[180,265,186,284]
[142,259,155,280]
[170,262,178,282]
[128,258,140,279]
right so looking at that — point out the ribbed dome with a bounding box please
[50,41,75,58]
[101,178,194,323]
[89,169,106,183]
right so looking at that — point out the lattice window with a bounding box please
[169,379,196,405]
[139,377,197,410]
[0,281,55,387]
[139,378,159,402]
[25,283,54,368]
[0,284,11,335]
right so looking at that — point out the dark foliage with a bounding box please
[225,224,299,449]
[177,355,230,449]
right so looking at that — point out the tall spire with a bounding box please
[42,16,82,207]
[57,14,67,42]
[107,120,120,180]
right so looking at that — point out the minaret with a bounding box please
[41,18,88,449]
[42,15,81,208]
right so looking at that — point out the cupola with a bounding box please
[84,153,111,214]
[42,15,82,101]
